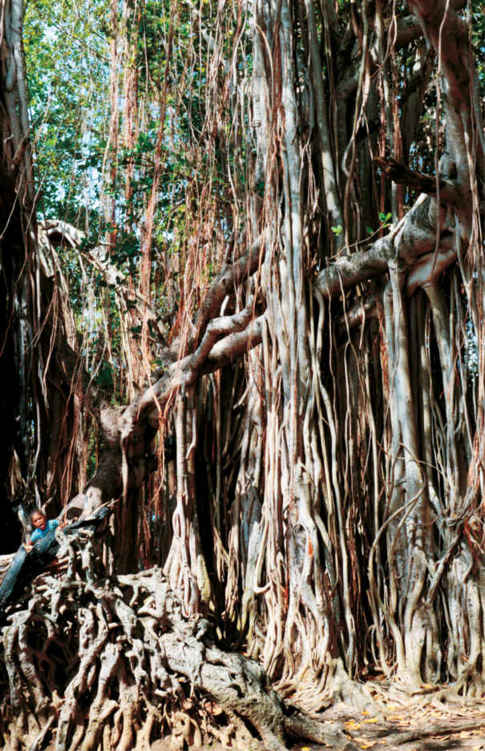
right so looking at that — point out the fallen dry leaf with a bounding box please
[355,739,376,749]
[344,720,361,729]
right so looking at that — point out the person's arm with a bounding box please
[24,532,37,551]
[24,528,41,551]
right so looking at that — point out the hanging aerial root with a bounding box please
[0,546,361,751]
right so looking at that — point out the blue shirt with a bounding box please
[31,519,59,543]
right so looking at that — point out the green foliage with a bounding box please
[112,231,140,268]
[24,0,110,219]
[470,0,485,95]
[378,212,392,228]
[24,0,249,412]
[94,360,114,390]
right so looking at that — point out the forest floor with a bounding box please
[309,696,485,751]
[149,692,485,751]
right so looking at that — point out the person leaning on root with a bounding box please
[0,504,109,613]
[0,508,64,611]
[23,509,63,552]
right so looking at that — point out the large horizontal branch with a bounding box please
[204,314,264,370]
[144,311,264,406]
[188,300,261,375]
[151,235,266,371]
[336,243,457,330]
[375,157,461,204]
[314,237,392,297]
[315,188,459,300]
[73,311,264,511]
[193,234,264,345]
[116,312,265,443]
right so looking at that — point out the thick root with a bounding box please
[0,537,357,751]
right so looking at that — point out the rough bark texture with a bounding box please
[1,0,485,747]
[0,530,360,751]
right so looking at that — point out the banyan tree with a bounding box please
[1,0,485,748]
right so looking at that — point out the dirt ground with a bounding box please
[289,687,485,751]
[310,697,485,751]
[150,694,485,751]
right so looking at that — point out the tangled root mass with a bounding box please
[0,530,352,751]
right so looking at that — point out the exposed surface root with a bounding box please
[0,536,361,751]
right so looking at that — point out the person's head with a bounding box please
[30,509,47,530]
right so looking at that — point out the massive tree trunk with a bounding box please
[1,0,485,748]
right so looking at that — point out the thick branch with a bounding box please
[189,301,262,375]
[315,192,457,299]
[140,312,264,414]
[193,235,264,345]
[375,157,460,203]
[204,314,264,370]
[333,245,456,329]
[314,236,393,297]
